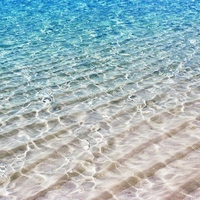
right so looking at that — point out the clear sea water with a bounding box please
[1,0,200,199]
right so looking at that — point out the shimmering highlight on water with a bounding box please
[0,0,200,199]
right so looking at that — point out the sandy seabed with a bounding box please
[1,71,200,200]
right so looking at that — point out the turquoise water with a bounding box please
[1,0,200,199]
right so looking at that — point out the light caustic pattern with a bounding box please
[0,0,200,199]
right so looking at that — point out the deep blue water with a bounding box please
[1,0,200,199]
[0,0,200,111]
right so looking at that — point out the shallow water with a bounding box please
[1,0,200,199]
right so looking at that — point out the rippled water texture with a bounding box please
[1,0,200,199]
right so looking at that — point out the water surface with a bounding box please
[1,0,200,199]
